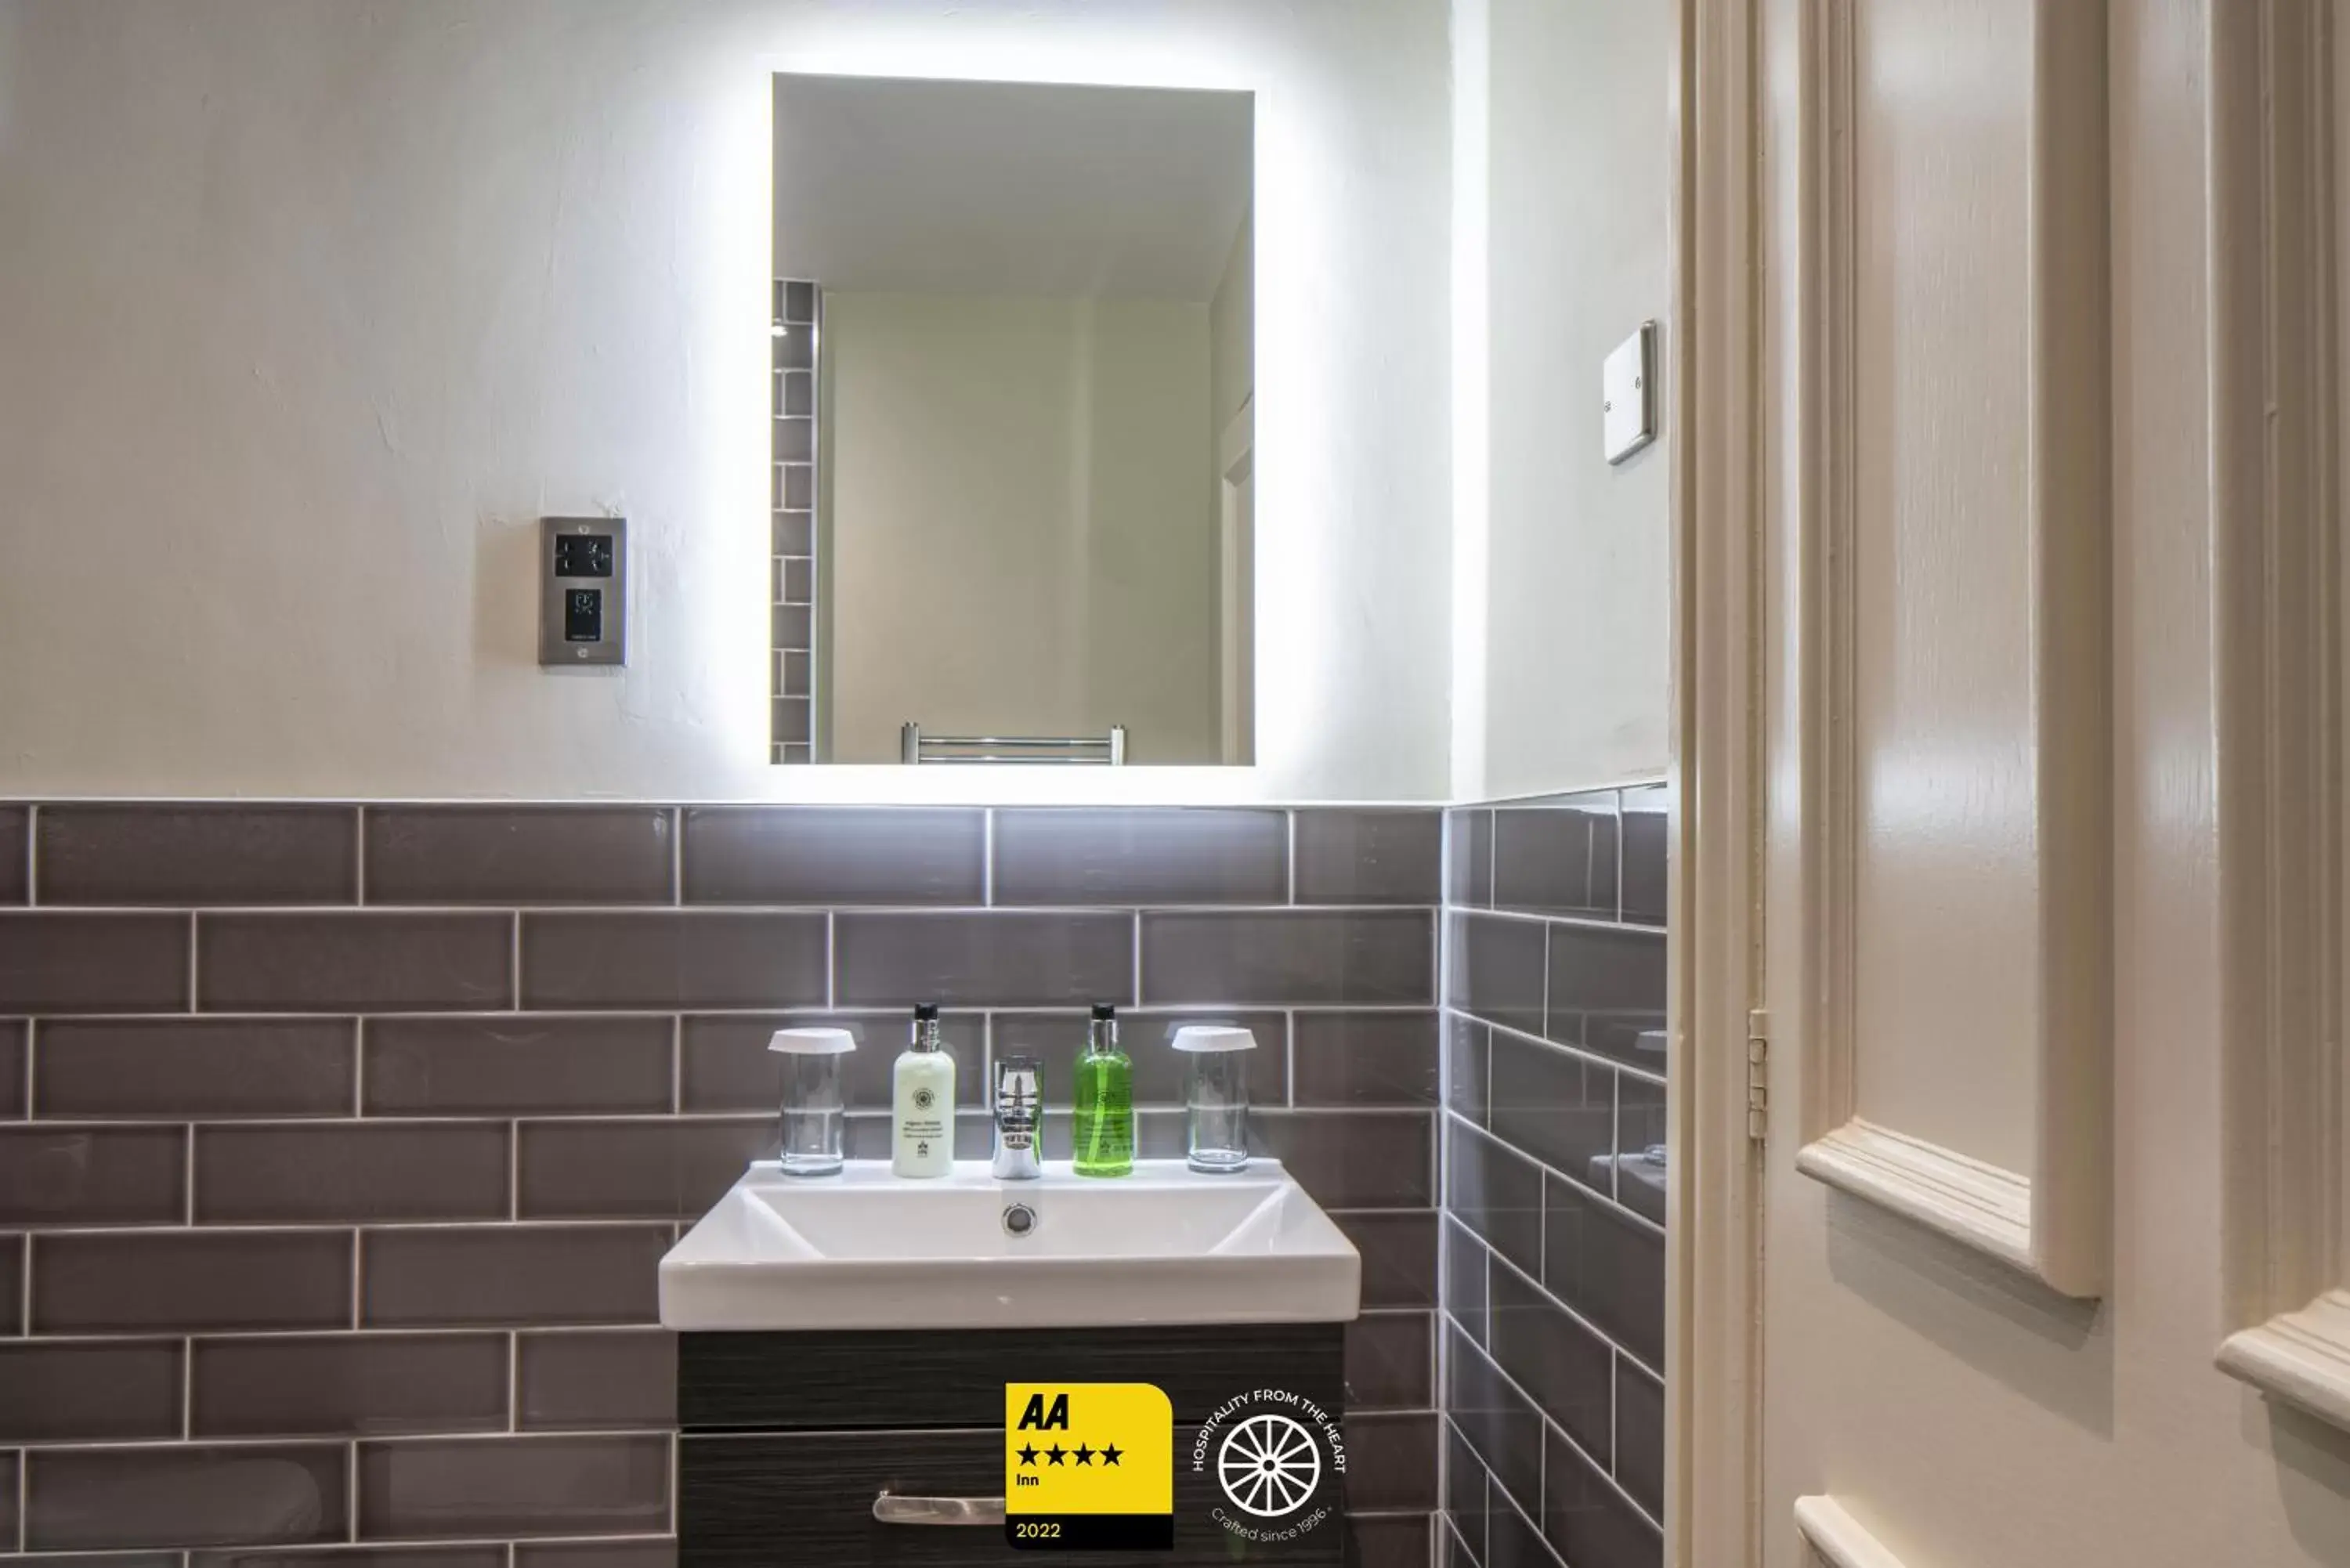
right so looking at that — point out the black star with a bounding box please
[1073,1444,1094,1465]
[1017,1444,1039,1467]
[1045,1444,1068,1465]
[1101,1443,1123,1466]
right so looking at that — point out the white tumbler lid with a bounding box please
[1171,1025,1257,1053]
[768,1027,855,1055]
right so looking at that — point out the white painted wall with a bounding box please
[0,0,1449,804]
[1209,208,1254,434]
[1452,0,1674,802]
[822,292,1218,765]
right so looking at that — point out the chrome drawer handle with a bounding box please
[873,1492,1007,1526]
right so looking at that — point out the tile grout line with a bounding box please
[0,1104,1431,1135]
[1284,1006,1296,1109]
[1499,1462,1571,1568]
[825,912,836,1010]
[1466,1324,1656,1534]
[1446,1100,1665,1238]
[1454,901,1665,935]
[18,1427,681,1455]
[1459,1011,1667,1089]
[982,808,996,907]
[1285,809,1297,904]
[346,1436,359,1542]
[19,898,1447,918]
[1610,1060,1624,1209]
[509,911,522,1013]
[355,804,367,905]
[1612,789,1628,923]
[349,1226,363,1328]
[1608,1346,1621,1489]
[671,807,683,906]
[1484,1217,1661,1386]
[17,1001,1441,1024]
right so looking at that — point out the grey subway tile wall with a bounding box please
[363,1017,674,1118]
[25,1446,350,1551]
[1141,909,1434,1004]
[31,1232,356,1335]
[0,913,191,1013]
[1441,787,1667,1568]
[768,277,819,762]
[0,809,25,905]
[0,1024,20,1119]
[679,807,985,905]
[833,910,1135,1006]
[36,1020,356,1121]
[198,914,511,1013]
[991,807,1288,905]
[189,1335,512,1438]
[38,806,358,907]
[1292,810,1446,905]
[517,912,827,1010]
[0,801,1443,1566]
[364,807,676,906]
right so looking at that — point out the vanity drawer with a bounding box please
[678,1323,1346,1430]
[678,1426,1348,1568]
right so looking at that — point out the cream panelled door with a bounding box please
[1715,0,2350,1566]
[1761,0,2120,1547]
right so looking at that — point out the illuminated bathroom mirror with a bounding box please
[770,74,1254,767]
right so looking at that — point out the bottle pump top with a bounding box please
[910,1003,942,1050]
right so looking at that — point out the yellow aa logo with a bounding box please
[1003,1382,1174,1550]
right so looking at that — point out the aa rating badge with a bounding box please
[1003,1382,1174,1550]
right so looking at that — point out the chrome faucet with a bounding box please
[992,1054,1043,1180]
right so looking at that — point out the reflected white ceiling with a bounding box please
[772,74,1252,301]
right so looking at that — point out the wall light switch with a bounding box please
[1603,322,1658,465]
[540,517,627,666]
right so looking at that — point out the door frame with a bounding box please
[1667,0,1767,1566]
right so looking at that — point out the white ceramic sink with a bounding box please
[659,1159,1361,1331]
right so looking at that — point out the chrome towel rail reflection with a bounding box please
[900,723,1127,766]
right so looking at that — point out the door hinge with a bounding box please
[1746,1009,1770,1142]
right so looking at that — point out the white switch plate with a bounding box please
[1603,321,1658,464]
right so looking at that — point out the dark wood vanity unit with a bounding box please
[678,1322,1354,1568]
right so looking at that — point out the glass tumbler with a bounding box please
[1172,1024,1256,1173]
[768,1027,855,1176]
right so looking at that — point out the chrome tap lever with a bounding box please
[992,1055,1043,1180]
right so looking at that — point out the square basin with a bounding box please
[659,1159,1361,1331]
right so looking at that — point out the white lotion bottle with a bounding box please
[891,1003,956,1177]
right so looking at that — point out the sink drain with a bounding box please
[1003,1202,1038,1239]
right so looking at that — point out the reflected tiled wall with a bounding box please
[771,278,819,762]
[1441,786,1666,1568]
[0,804,1444,1567]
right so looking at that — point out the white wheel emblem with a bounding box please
[1214,1413,1321,1518]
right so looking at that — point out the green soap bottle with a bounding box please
[1072,1003,1134,1177]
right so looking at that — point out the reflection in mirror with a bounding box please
[771,75,1253,766]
